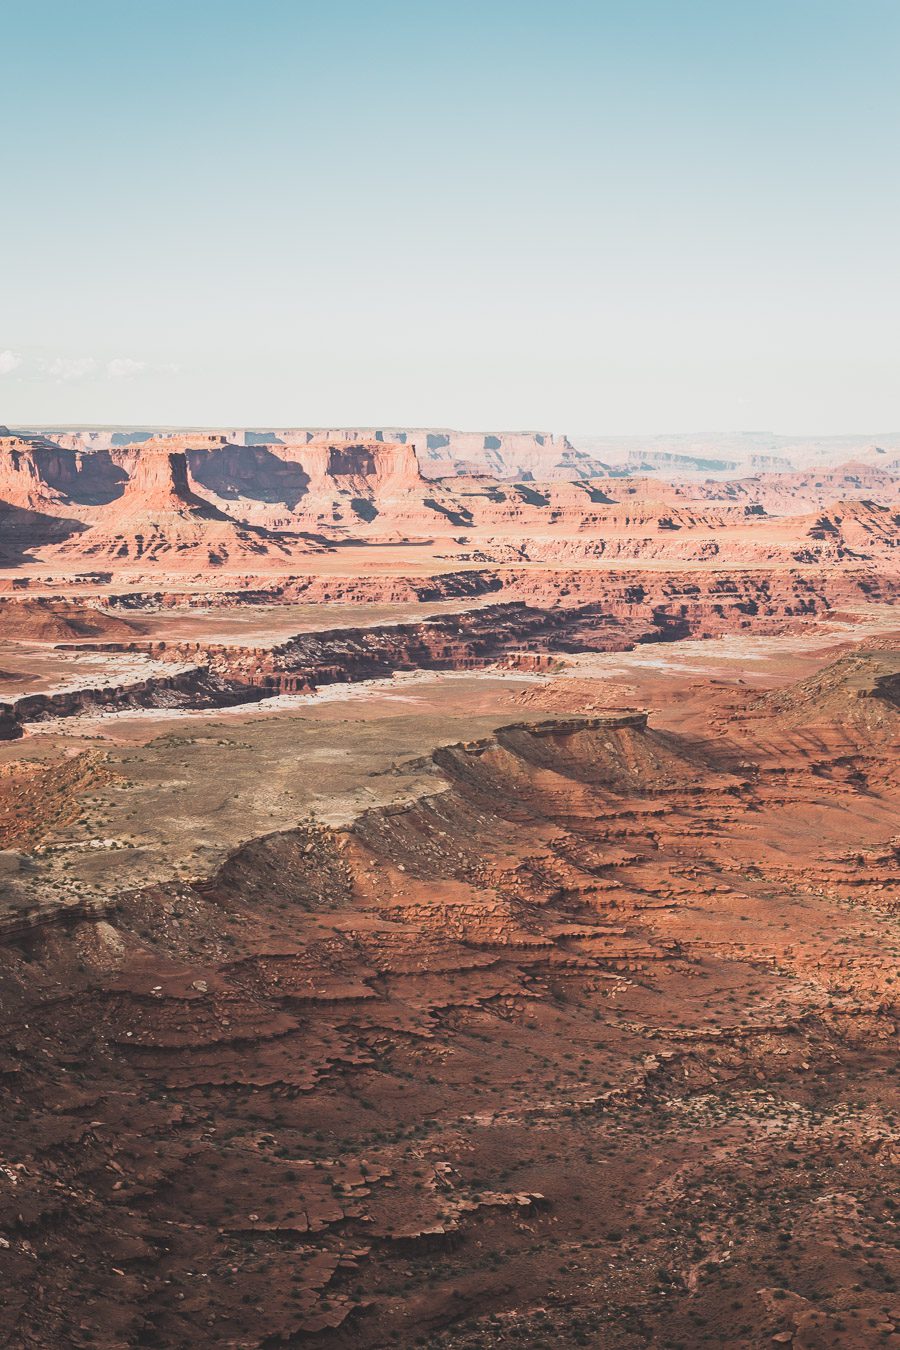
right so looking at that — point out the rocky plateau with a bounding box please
[0,426,897,1349]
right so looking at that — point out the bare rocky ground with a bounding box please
[1,610,898,1349]
[0,435,898,1348]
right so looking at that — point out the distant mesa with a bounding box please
[242,428,607,482]
[0,423,898,572]
[117,447,227,515]
[48,449,304,567]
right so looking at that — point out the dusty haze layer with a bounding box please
[0,425,898,1350]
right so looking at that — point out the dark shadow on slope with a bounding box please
[29,446,129,506]
[187,445,310,508]
[0,502,89,565]
[424,498,474,527]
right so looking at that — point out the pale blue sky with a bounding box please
[1,0,898,432]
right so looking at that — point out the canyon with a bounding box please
[0,427,897,1349]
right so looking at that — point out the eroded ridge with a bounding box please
[3,564,897,737]
[1,683,897,1348]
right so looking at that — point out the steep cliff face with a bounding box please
[0,437,130,511]
[0,438,90,560]
[185,443,311,508]
[0,435,133,508]
[117,448,213,513]
[143,438,426,527]
[270,438,425,504]
[48,451,302,566]
[305,439,421,486]
[36,445,128,505]
[180,438,435,531]
[0,437,68,512]
[106,435,233,488]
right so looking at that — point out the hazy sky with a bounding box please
[2,0,898,432]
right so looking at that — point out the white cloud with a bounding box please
[0,350,22,376]
[107,357,147,380]
[23,353,178,386]
[46,356,98,382]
